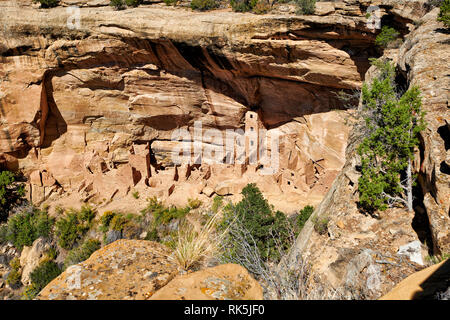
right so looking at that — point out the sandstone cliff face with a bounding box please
[0,0,384,211]
[287,8,449,300]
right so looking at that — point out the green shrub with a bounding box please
[187,198,202,209]
[295,0,316,15]
[132,191,140,199]
[110,0,125,10]
[230,0,258,12]
[219,184,293,263]
[162,207,189,224]
[64,239,101,269]
[191,0,219,11]
[211,195,223,213]
[142,197,165,215]
[6,257,22,287]
[252,0,271,14]
[142,197,190,226]
[0,224,7,244]
[163,0,177,5]
[125,212,137,222]
[4,208,54,250]
[110,214,128,232]
[6,268,22,286]
[36,0,59,8]
[99,211,116,232]
[426,252,450,265]
[312,216,329,235]
[55,213,80,250]
[125,0,142,7]
[22,284,40,300]
[78,205,95,224]
[55,208,94,250]
[46,247,58,261]
[29,260,61,292]
[290,205,314,236]
[438,0,450,27]
[0,170,25,222]
[375,26,400,48]
[145,227,160,242]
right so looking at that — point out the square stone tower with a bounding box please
[244,111,264,165]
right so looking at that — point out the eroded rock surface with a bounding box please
[150,263,263,300]
[19,237,52,286]
[37,239,262,300]
[286,8,450,300]
[38,239,180,300]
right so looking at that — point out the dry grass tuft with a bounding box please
[169,212,228,270]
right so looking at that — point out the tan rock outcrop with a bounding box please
[37,239,262,300]
[150,264,263,300]
[38,240,180,300]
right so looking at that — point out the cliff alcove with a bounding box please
[0,2,378,213]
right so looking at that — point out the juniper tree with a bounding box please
[438,0,450,27]
[375,26,400,48]
[357,59,426,213]
[0,170,25,222]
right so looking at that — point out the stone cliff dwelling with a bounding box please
[21,103,351,213]
[1,0,449,302]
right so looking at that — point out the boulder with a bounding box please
[150,264,263,300]
[202,186,215,197]
[215,180,246,196]
[38,240,179,300]
[315,2,335,16]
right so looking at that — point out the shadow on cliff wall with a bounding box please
[43,36,364,132]
[170,40,361,128]
[41,73,67,148]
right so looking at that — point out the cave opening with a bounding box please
[440,161,450,175]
